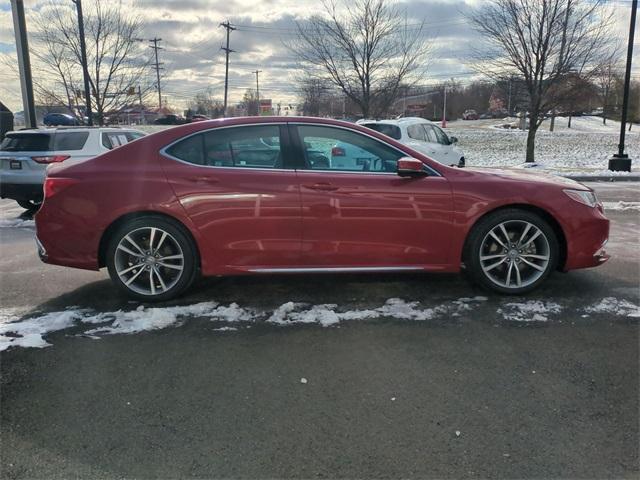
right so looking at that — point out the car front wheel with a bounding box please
[106,217,198,301]
[466,209,558,294]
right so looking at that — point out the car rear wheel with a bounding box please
[106,217,198,301]
[466,209,558,294]
[17,199,42,211]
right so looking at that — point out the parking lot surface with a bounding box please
[1,182,638,479]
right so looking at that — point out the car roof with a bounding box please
[357,117,433,127]
[8,126,143,134]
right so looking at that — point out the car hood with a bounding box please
[463,166,589,190]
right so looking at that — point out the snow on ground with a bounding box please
[584,297,640,318]
[2,295,638,352]
[603,201,640,212]
[0,218,35,228]
[497,300,562,322]
[447,116,639,173]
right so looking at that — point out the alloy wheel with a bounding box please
[479,220,551,289]
[114,227,185,296]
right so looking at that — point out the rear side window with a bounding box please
[0,133,52,151]
[53,132,89,150]
[361,123,401,140]
[165,125,283,169]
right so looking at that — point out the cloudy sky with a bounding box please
[0,0,635,113]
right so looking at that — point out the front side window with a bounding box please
[431,126,450,145]
[297,125,402,173]
[422,125,438,144]
[165,125,282,168]
[406,124,427,142]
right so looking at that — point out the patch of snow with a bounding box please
[497,300,562,322]
[0,296,491,351]
[584,297,640,318]
[0,310,84,351]
[0,218,35,228]
[602,201,640,212]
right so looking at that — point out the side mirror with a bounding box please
[397,157,427,177]
[449,136,458,144]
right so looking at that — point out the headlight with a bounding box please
[563,189,598,207]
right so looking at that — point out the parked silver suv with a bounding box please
[0,127,145,209]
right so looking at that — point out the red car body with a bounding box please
[35,116,609,281]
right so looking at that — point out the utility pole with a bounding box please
[72,0,93,125]
[10,0,36,128]
[253,69,262,116]
[220,21,236,117]
[550,0,572,132]
[149,38,163,109]
[137,85,144,124]
[609,0,637,172]
[441,85,447,128]
[507,77,512,116]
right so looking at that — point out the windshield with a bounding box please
[361,123,402,140]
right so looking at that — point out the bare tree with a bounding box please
[469,0,613,162]
[31,0,152,125]
[242,89,259,116]
[298,75,331,116]
[188,90,224,118]
[595,57,623,126]
[288,0,429,119]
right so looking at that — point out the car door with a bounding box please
[291,123,454,269]
[426,124,456,165]
[159,124,302,271]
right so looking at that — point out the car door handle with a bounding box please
[187,175,219,184]
[302,183,339,191]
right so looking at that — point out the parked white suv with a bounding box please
[354,117,465,167]
[0,127,145,209]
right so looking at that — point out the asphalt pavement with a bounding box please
[1,182,638,479]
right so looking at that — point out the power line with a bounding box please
[149,37,164,108]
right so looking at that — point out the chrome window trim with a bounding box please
[159,120,443,177]
[289,122,443,177]
[159,122,290,171]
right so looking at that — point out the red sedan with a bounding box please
[35,117,609,301]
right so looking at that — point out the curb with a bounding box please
[562,175,640,182]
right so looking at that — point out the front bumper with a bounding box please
[564,205,610,270]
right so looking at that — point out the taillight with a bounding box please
[32,155,70,164]
[331,147,345,157]
[43,178,78,199]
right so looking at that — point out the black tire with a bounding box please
[465,208,559,295]
[106,216,199,302]
[17,199,42,211]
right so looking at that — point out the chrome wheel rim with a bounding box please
[479,220,550,289]
[114,227,184,296]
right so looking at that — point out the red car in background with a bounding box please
[35,117,609,301]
